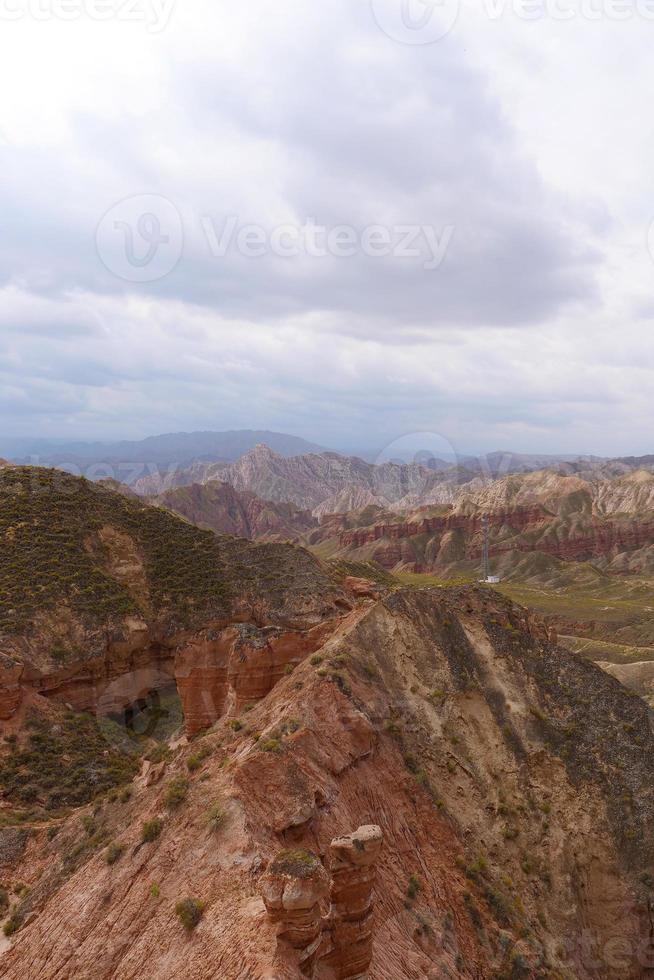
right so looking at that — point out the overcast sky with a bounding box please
[1,0,653,455]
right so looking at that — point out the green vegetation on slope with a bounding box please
[0,710,139,817]
[0,467,234,635]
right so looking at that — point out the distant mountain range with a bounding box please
[2,430,325,482]
[144,447,654,587]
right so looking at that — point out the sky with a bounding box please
[1,0,653,457]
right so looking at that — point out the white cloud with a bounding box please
[0,0,653,453]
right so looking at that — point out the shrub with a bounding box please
[330,671,351,695]
[0,887,8,912]
[187,744,212,772]
[207,801,225,831]
[175,897,205,931]
[146,744,172,765]
[142,818,163,843]
[310,655,323,666]
[465,856,488,882]
[407,874,422,901]
[228,720,243,733]
[270,850,320,878]
[164,777,189,809]
[260,738,281,753]
[81,815,95,835]
[105,842,125,865]
[483,885,511,926]
[463,891,483,929]
[3,913,20,937]
[150,883,160,899]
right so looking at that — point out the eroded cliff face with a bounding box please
[260,826,383,979]
[0,467,353,734]
[176,619,340,736]
[153,480,318,542]
[332,502,654,573]
[2,587,653,979]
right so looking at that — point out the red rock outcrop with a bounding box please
[154,480,318,542]
[260,828,383,980]
[0,658,23,720]
[5,587,654,979]
[338,506,654,571]
[175,619,340,736]
[260,849,331,977]
[324,825,383,979]
[342,577,381,601]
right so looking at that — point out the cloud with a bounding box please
[0,2,600,325]
[0,0,651,452]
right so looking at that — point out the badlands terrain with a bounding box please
[2,444,654,977]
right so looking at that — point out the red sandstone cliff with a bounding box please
[2,587,654,978]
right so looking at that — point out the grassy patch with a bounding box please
[164,777,189,809]
[141,818,163,843]
[0,712,139,814]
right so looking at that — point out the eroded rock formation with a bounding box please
[338,506,654,570]
[261,828,383,980]
[324,825,383,980]
[4,587,654,979]
[0,467,356,734]
[175,619,339,736]
[260,849,331,977]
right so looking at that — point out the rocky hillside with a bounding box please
[307,468,654,579]
[133,444,474,510]
[0,467,342,650]
[153,480,318,541]
[1,586,653,978]
[0,467,352,735]
[131,451,654,586]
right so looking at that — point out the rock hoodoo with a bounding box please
[260,849,331,977]
[260,828,383,979]
[325,825,384,980]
